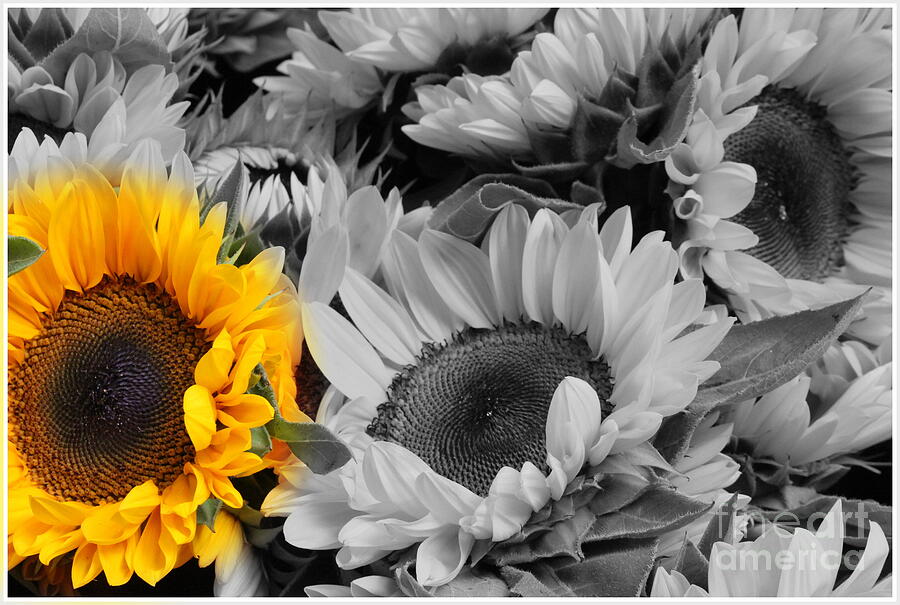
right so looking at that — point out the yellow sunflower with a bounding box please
[7,142,306,588]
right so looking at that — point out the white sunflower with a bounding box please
[657,412,750,559]
[252,27,383,119]
[402,8,713,162]
[263,205,733,586]
[305,575,402,597]
[319,8,548,73]
[652,500,891,597]
[256,8,548,120]
[724,341,892,468]
[7,9,189,181]
[670,8,892,343]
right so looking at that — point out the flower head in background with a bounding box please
[7,143,303,588]
[256,8,549,119]
[184,91,333,191]
[320,8,548,74]
[188,8,328,74]
[8,8,190,181]
[652,500,890,597]
[402,8,715,164]
[672,8,892,342]
[264,205,733,586]
[724,341,891,486]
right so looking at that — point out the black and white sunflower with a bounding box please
[668,8,892,346]
[254,8,549,119]
[262,204,735,587]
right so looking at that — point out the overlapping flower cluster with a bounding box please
[6,6,893,599]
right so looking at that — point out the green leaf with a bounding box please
[697,493,740,558]
[248,363,352,475]
[22,8,71,62]
[654,293,868,462]
[585,473,651,517]
[265,417,352,475]
[432,568,510,597]
[427,174,580,243]
[211,160,246,263]
[41,8,171,83]
[8,235,45,276]
[247,425,272,458]
[584,485,711,542]
[197,497,223,531]
[501,538,658,597]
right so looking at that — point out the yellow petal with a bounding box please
[48,179,108,291]
[194,331,234,392]
[193,511,241,569]
[12,519,57,556]
[206,474,243,509]
[183,385,217,450]
[28,494,91,526]
[162,511,195,545]
[195,427,251,470]
[71,542,103,588]
[38,529,83,565]
[80,503,138,545]
[97,540,133,586]
[133,509,178,586]
[117,480,160,525]
[217,393,274,428]
[161,472,207,519]
[219,333,266,402]
[183,463,213,511]
[191,264,245,330]
[75,164,120,273]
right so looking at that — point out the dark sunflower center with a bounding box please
[723,86,854,281]
[8,113,71,151]
[367,323,613,496]
[434,35,517,76]
[246,156,308,191]
[8,276,210,504]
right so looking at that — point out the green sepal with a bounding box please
[611,60,699,168]
[247,425,272,458]
[249,364,352,475]
[499,538,659,597]
[8,235,45,276]
[197,497,223,532]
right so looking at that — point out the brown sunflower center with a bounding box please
[9,276,210,505]
[367,323,613,497]
[723,86,854,281]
